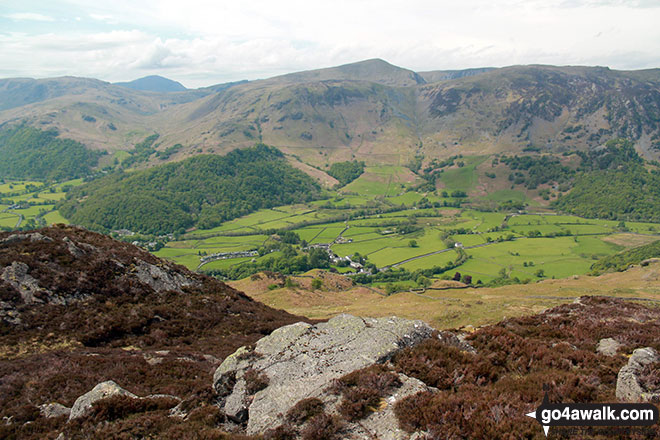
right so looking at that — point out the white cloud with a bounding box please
[1,0,659,87]
[5,12,55,22]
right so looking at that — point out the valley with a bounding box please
[1,59,660,440]
[2,158,659,296]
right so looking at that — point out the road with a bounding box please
[382,241,499,270]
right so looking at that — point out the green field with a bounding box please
[437,156,488,192]
[0,179,82,230]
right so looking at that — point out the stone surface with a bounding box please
[213,314,433,435]
[134,261,196,293]
[596,338,622,356]
[0,232,54,245]
[616,347,660,402]
[69,380,138,420]
[39,402,71,419]
[1,261,47,305]
[347,373,430,440]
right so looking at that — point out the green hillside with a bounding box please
[58,144,321,234]
[0,125,103,180]
[591,239,660,273]
[552,140,660,222]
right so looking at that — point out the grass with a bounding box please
[341,166,419,197]
[0,213,19,228]
[240,261,660,329]
[437,156,488,192]
[42,211,69,225]
[484,189,528,203]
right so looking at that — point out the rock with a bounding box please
[439,330,476,353]
[616,347,660,402]
[169,401,188,419]
[133,261,196,293]
[596,338,622,356]
[62,237,85,258]
[213,314,433,435]
[346,373,430,440]
[640,258,660,267]
[0,232,53,245]
[39,403,71,418]
[69,380,138,420]
[1,262,47,305]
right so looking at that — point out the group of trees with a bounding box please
[590,239,660,274]
[59,144,322,234]
[500,154,574,189]
[552,168,660,222]
[0,125,103,180]
[327,160,365,186]
[205,244,330,280]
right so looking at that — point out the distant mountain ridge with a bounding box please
[114,75,187,92]
[1,59,659,166]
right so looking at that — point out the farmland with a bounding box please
[0,178,82,230]
[2,161,660,289]
[141,164,660,286]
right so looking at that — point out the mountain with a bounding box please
[266,58,425,87]
[114,75,187,92]
[0,76,211,151]
[0,124,103,180]
[1,61,660,165]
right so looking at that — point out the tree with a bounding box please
[416,275,431,288]
[453,272,462,281]
[535,269,545,278]
[408,240,418,248]
[311,278,323,290]
[461,274,472,284]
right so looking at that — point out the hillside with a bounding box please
[2,61,660,166]
[114,75,187,92]
[231,259,660,329]
[265,58,425,87]
[1,226,658,439]
[591,239,660,274]
[58,144,322,234]
[0,76,212,151]
[0,225,308,439]
[0,125,103,180]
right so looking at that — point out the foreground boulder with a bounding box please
[616,347,660,402]
[69,381,137,420]
[213,314,433,435]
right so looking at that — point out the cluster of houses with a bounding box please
[200,250,259,264]
[306,243,365,272]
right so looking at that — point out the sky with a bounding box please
[1,0,660,88]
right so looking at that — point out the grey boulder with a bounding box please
[39,403,71,419]
[69,380,137,420]
[616,347,660,402]
[213,314,434,435]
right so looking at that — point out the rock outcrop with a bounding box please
[213,314,434,435]
[616,347,660,402]
[69,381,138,420]
[0,225,205,325]
[39,403,71,419]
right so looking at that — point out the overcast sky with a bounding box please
[1,0,659,88]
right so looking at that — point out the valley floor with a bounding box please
[230,262,660,330]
